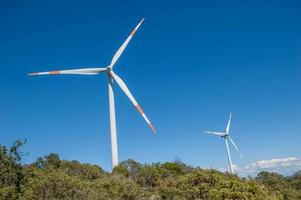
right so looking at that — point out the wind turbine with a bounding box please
[204,113,242,174]
[28,18,156,169]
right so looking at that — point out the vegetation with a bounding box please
[0,141,300,199]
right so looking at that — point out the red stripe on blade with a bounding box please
[49,71,60,74]
[148,123,156,133]
[135,105,144,115]
[28,73,38,75]
[130,29,137,36]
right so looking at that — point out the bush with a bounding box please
[1,140,300,199]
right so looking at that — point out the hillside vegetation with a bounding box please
[1,140,300,200]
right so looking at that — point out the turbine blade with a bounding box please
[204,131,226,137]
[228,136,243,158]
[28,68,107,75]
[109,18,145,68]
[109,71,156,133]
[226,113,232,134]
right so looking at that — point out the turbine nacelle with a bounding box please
[106,66,113,71]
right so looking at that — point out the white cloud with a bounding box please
[222,157,301,176]
[243,157,301,172]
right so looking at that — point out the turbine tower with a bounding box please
[204,113,242,174]
[29,18,156,169]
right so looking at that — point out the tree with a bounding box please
[0,140,26,200]
[289,171,301,190]
[256,171,301,200]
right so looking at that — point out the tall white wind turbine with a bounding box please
[204,113,242,174]
[29,18,156,169]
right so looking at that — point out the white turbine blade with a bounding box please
[204,131,226,137]
[109,71,156,133]
[29,68,107,76]
[109,18,145,68]
[228,136,243,158]
[226,112,232,134]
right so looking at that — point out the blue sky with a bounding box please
[0,0,300,173]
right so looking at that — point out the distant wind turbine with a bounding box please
[204,113,242,174]
[29,18,156,169]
